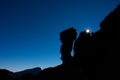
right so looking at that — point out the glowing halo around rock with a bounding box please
[85,29,90,33]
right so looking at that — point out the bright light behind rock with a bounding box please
[86,29,90,33]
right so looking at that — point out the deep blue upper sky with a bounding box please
[0,0,119,72]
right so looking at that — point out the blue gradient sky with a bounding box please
[0,0,119,72]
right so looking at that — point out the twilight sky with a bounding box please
[0,0,119,72]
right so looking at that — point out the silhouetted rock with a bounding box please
[15,67,41,80]
[15,67,41,76]
[91,4,119,80]
[0,67,41,80]
[0,69,16,80]
[73,30,91,63]
[73,30,92,78]
[60,27,77,65]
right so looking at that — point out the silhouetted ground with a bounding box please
[0,4,119,80]
[0,67,41,80]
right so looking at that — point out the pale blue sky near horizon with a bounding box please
[0,0,119,72]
